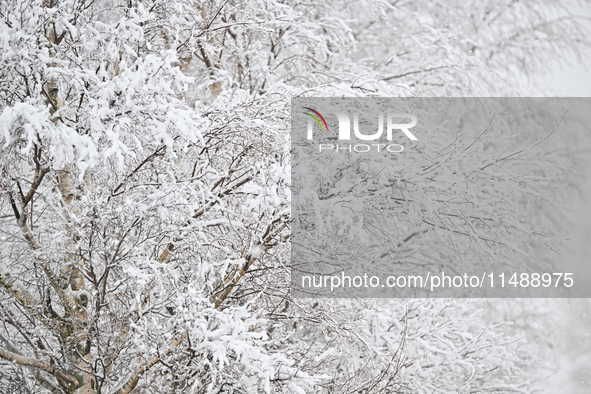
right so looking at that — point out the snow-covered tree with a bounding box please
[291,97,588,300]
[0,0,588,393]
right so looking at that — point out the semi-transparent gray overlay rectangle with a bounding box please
[291,98,591,298]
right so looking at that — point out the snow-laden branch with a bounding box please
[0,346,78,386]
[112,332,187,394]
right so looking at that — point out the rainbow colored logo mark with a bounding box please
[302,107,329,132]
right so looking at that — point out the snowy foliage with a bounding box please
[292,98,586,296]
[0,0,589,393]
